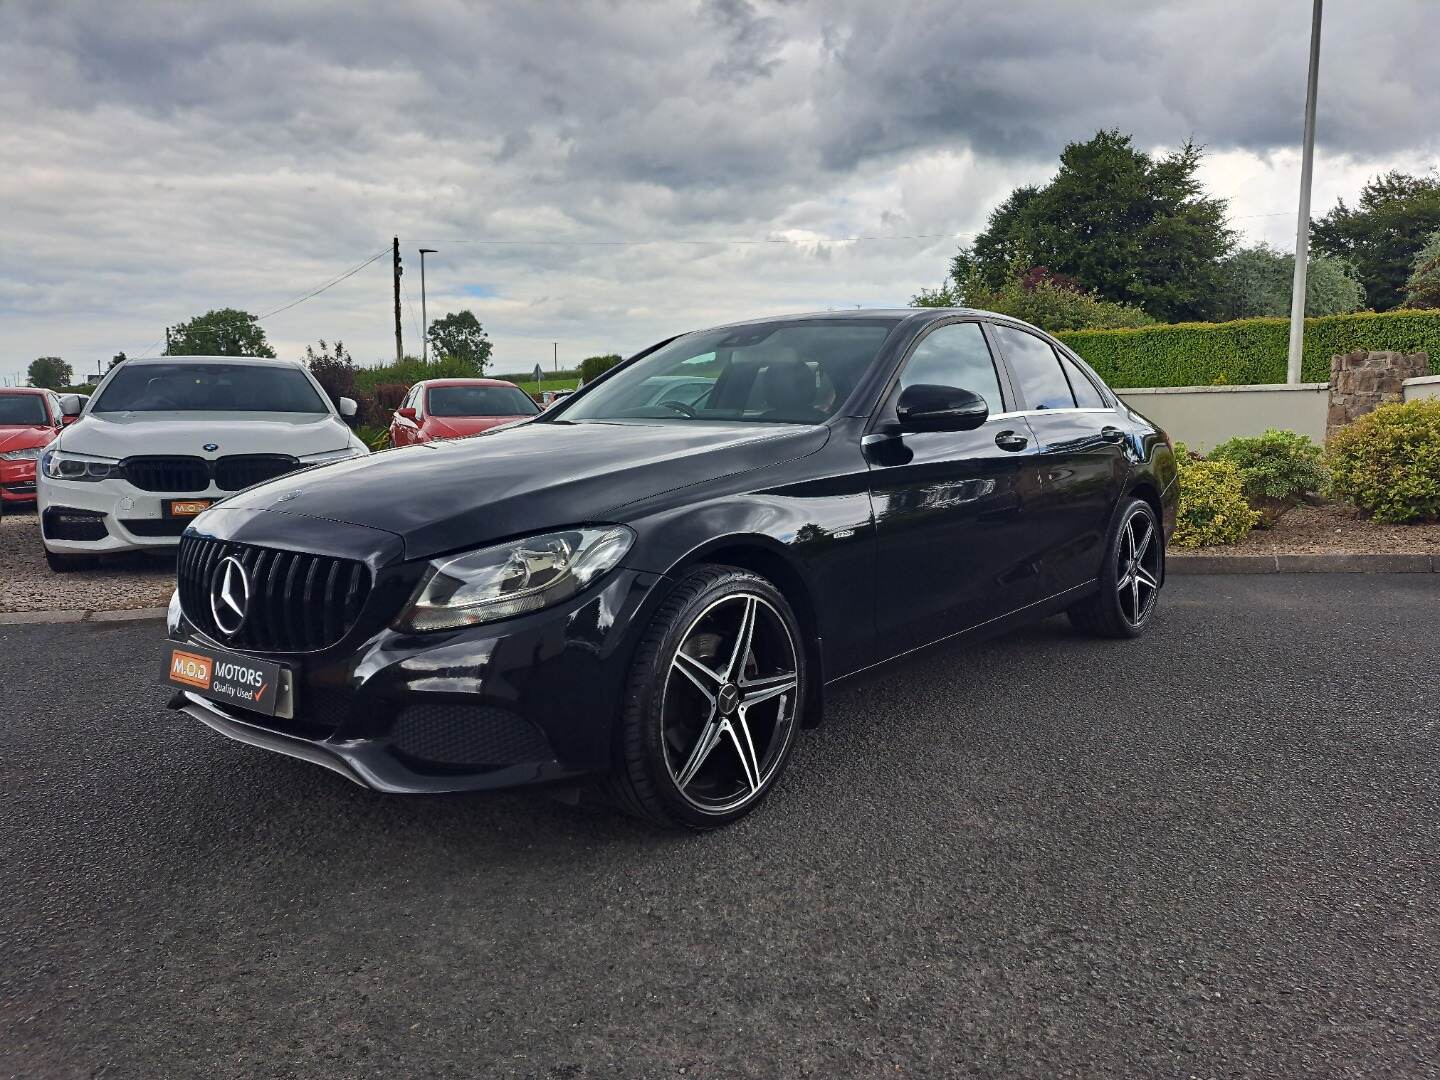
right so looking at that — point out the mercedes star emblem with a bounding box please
[209,555,251,637]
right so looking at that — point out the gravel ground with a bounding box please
[0,504,176,613]
[1185,501,1440,557]
[3,575,1437,1078]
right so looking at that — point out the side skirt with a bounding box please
[825,579,1098,689]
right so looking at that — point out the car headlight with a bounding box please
[299,446,368,463]
[41,449,120,481]
[396,525,634,632]
[0,446,45,461]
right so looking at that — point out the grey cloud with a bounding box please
[0,0,1436,376]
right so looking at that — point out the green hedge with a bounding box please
[1056,309,1440,388]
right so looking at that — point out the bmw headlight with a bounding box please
[0,446,45,461]
[396,526,634,632]
[41,449,120,481]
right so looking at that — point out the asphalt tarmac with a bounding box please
[3,574,1437,1078]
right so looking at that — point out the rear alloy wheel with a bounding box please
[1068,497,1163,638]
[608,565,804,829]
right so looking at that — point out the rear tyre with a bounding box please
[1067,497,1163,639]
[606,564,805,830]
[45,550,98,573]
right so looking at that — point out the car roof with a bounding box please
[122,355,300,367]
[692,307,994,334]
[1,386,50,395]
[419,378,520,388]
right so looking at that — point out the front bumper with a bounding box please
[166,565,668,794]
[1,459,37,501]
[38,474,215,552]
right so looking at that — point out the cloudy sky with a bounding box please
[3,0,1437,384]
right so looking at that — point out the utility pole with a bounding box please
[392,236,404,365]
[419,248,437,365]
[553,341,558,373]
[1286,0,1322,385]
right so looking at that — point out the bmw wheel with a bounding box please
[1068,497,1163,639]
[608,565,804,829]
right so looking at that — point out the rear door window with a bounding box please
[991,326,1076,411]
[1058,353,1107,408]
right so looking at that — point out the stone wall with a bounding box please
[1328,350,1431,439]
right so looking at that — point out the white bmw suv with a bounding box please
[38,355,369,571]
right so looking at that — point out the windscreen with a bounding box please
[554,320,897,425]
[93,363,329,414]
[427,385,540,417]
[0,395,49,425]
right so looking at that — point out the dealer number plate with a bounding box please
[163,644,294,718]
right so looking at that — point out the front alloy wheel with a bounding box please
[608,565,804,829]
[664,593,799,813]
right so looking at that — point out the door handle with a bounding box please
[995,430,1028,452]
[1101,425,1125,443]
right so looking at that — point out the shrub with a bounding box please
[374,383,408,410]
[1055,308,1440,388]
[1171,450,1259,548]
[580,353,623,382]
[353,356,479,394]
[304,340,357,407]
[353,424,391,452]
[1210,429,1328,526]
[1325,400,1440,523]
[912,266,1153,331]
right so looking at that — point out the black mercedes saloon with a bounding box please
[163,308,1178,828]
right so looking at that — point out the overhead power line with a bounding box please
[128,244,391,358]
[442,232,972,247]
[256,246,391,321]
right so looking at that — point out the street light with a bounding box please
[418,248,437,364]
[1286,0,1323,384]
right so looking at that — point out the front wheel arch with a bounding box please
[659,536,825,728]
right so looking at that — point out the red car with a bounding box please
[0,387,70,504]
[388,378,540,447]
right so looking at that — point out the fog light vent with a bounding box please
[42,507,109,542]
[391,704,552,767]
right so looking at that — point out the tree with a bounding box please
[303,339,357,406]
[912,265,1153,332]
[961,130,1234,322]
[27,356,72,389]
[425,310,492,373]
[579,354,623,381]
[1215,244,1365,320]
[1403,228,1440,309]
[109,352,127,370]
[166,308,276,357]
[1312,171,1440,312]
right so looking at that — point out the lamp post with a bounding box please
[1286,0,1323,384]
[418,248,437,364]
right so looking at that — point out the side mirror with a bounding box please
[397,406,418,422]
[895,384,989,433]
[337,397,358,418]
[58,394,83,418]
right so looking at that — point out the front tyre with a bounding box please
[45,550,98,573]
[607,565,805,830]
[1068,497,1164,639]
